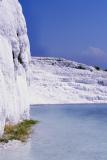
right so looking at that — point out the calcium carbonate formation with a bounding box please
[0,0,30,135]
[30,57,107,104]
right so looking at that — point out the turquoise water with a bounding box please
[1,104,107,160]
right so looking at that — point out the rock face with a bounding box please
[30,57,107,104]
[0,0,30,135]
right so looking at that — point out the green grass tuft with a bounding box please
[0,119,39,143]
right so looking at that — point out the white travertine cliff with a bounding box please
[0,0,30,135]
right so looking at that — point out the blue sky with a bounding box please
[19,0,107,68]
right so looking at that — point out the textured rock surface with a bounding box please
[30,57,107,104]
[0,0,30,135]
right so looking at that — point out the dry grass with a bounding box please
[0,119,39,143]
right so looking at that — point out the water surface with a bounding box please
[1,104,107,160]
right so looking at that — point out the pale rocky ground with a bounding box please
[30,57,107,104]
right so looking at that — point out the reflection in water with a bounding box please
[1,104,107,160]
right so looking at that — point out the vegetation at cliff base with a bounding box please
[0,119,39,143]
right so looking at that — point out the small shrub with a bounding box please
[94,66,100,71]
[57,58,62,62]
[52,62,55,65]
[76,65,86,70]
[0,119,39,143]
